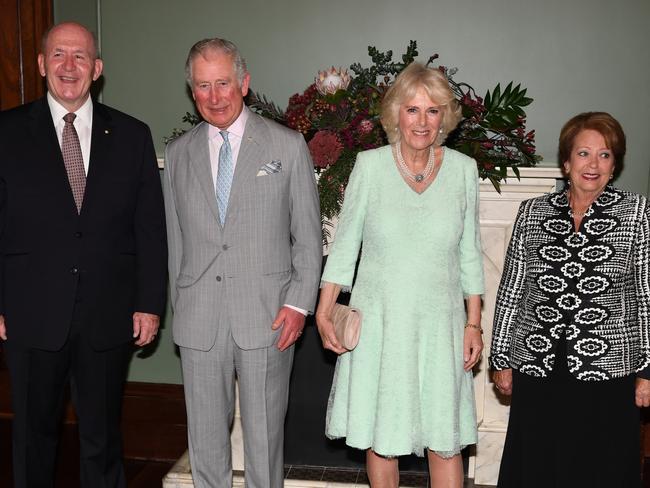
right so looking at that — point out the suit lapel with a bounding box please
[28,98,78,214]
[227,114,268,219]
[83,102,115,217]
[187,122,222,223]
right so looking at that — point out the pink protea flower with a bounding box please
[308,130,344,168]
[358,119,374,135]
[315,67,351,96]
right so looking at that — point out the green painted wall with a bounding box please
[53,0,97,42]
[55,0,650,384]
[126,300,182,383]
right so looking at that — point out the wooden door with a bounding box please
[0,0,52,110]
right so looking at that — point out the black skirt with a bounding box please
[497,341,641,488]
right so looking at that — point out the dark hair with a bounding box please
[558,112,626,176]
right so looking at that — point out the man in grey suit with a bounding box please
[163,38,321,488]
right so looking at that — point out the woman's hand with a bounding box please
[493,369,513,396]
[315,282,347,355]
[635,378,650,407]
[463,326,483,371]
[315,312,347,355]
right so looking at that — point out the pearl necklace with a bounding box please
[568,189,604,218]
[393,142,436,183]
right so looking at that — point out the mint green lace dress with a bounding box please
[321,145,485,457]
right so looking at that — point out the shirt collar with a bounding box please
[47,92,93,129]
[207,105,249,140]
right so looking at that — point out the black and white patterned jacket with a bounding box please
[489,186,650,380]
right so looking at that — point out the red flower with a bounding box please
[286,111,312,133]
[308,131,344,168]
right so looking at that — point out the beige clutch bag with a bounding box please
[332,303,362,351]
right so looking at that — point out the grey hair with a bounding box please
[41,22,100,59]
[185,38,248,86]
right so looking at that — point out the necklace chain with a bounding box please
[568,189,604,218]
[393,142,437,183]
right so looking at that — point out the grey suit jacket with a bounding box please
[164,111,321,351]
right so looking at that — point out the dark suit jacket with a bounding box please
[0,97,167,351]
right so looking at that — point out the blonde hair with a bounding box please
[380,62,461,145]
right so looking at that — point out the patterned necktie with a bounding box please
[62,113,86,213]
[216,130,234,225]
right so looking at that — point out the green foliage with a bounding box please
[348,40,418,97]
[247,92,286,122]
[162,112,200,144]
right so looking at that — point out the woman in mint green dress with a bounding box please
[316,62,485,488]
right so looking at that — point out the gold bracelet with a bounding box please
[464,323,483,334]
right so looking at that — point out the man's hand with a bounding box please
[0,315,6,340]
[133,312,160,346]
[272,306,306,351]
[315,312,346,355]
[493,368,513,396]
[463,326,483,371]
[636,378,650,407]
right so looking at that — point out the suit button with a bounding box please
[222,245,228,251]
[216,276,222,282]
[74,232,82,238]
[70,267,79,275]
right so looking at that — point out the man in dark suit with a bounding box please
[0,22,167,487]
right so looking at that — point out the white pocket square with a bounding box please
[256,160,282,176]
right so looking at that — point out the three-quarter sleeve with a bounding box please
[320,151,371,291]
[634,197,650,378]
[489,199,531,370]
[459,161,485,297]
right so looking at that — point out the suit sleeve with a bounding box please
[134,126,168,315]
[163,142,182,311]
[0,175,6,315]
[489,199,530,370]
[284,134,322,314]
[635,197,650,378]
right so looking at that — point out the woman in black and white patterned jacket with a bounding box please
[490,112,650,488]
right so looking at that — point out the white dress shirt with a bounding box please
[208,106,249,192]
[47,93,93,176]
[207,106,307,317]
